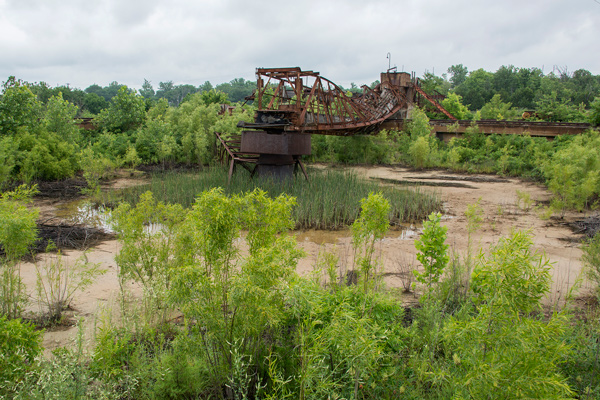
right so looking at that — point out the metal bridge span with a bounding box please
[381,119,595,141]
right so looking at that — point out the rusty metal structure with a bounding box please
[221,66,450,181]
[238,67,421,135]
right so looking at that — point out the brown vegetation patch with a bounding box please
[33,223,114,254]
[372,176,477,189]
[33,177,88,199]
[571,215,600,238]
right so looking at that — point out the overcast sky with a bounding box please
[1,0,599,91]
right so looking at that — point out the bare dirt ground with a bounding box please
[26,166,592,353]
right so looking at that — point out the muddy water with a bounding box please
[295,226,420,245]
[54,200,113,231]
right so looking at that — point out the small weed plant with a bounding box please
[581,232,600,300]
[351,192,390,294]
[34,249,106,323]
[413,212,449,296]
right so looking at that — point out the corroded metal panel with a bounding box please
[241,131,311,155]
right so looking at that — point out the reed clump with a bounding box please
[108,166,441,229]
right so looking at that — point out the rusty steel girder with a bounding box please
[239,67,414,136]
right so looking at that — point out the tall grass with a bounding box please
[103,166,441,229]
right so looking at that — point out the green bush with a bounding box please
[581,232,600,299]
[0,316,43,396]
[590,96,600,126]
[168,188,302,395]
[95,86,146,133]
[110,191,187,326]
[543,130,600,211]
[0,185,39,319]
[443,230,572,399]
[408,136,430,168]
[413,212,449,293]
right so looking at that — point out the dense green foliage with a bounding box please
[447,65,600,119]
[0,80,81,185]
[2,191,596,399]
[0,316,43,397]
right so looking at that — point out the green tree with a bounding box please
[139,78,155,99]
[535,91,587,122]
[84,81,124,102]
[479,93,518,120]
[454,68,494,110]
[43,93,80,143]
[168,188,301,394]
[419,72,450,96]
[351,192,390,293]
[409,136,431,169]
[589,96,600,126]
[443,231,572,399]
[570,69,600,106]
[216,77,256,103]
[82,92,108,115]
[448,64,468,88]
[0,78,43,136]
[198,80,213,93]
[407,107,432,139]
[440,92,469,120]
[200,89,229,105]
[413,212,449,292]
[95,86,146,133]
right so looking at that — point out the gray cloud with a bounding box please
[1,0,599,90]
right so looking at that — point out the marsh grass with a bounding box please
[103,166,441,229]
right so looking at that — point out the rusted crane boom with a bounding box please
[239,67,423,136]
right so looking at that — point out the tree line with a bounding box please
[5,64,599,123]
[422,64,600,122]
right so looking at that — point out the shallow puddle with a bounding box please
[55,200,113,231]
[295,225,420,245]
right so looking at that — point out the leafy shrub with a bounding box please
[351,191,390,292]
[413,212,449,293]
[443,230,573,399]
[0,316,42,396]
[0,185,39,318]
[581,232,600,299]
[16,128,79,181]
[543,130,600,211]
[408,136,430,169]
[43,92,81,144]
[95,86,146,133]
[168,188,302,395]
[110,191,187,326]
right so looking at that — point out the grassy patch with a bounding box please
[102,166,441,229]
